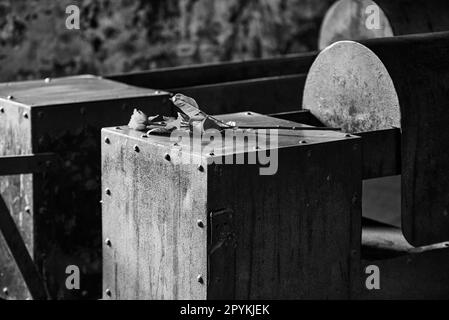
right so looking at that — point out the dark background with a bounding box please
[0,0,334,82]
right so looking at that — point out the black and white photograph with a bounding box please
[1,0,449,311]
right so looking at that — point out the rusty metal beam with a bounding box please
[106,52,317,89]
[0,153,57,176]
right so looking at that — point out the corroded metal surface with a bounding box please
[0,102,33,300]
[303,41,400,133]
[102,113,362,299]
[0,76,172,299]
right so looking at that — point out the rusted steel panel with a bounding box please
[207,138,361,299]
[102,112,362,299]
[101,129,208,300]
[0,75,171,299]
[107,52,317,89]
[0,102,33,300]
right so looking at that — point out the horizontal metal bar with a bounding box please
[269,110,401,179]
[174,74,307,115]
[106,51,317,89]
[0,153,57,176]
[359,128,401,180]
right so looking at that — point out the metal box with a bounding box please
[102,112,362,299]
[0,75,171,299]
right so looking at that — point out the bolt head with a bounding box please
[197,220,204,228]
[105,289,112,297]
[7,95,13,100]
[197,165,204,172]
[44,78,51,83]
[24,206,31,214]
[299,140,307,144]
[197,275,204,284]
[164,154,171,161]
[134,145,140,152]
[23,112,28,119]
[105,188,111,196]
[105,238,112,247]
[104,137,110,144]
[2,287,8,295]
[0,107,4,113]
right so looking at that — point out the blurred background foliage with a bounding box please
[0,0,334,82]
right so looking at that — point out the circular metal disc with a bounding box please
[303,40,400,133]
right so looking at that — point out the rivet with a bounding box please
[197,275,204,284]
[0,107,4,113]
[2,287,8,295]
[105,188,111,196]
[197,165,204,172]
[445,242,449,247]
[23,112,28,119]
[164,154,171,161]
[44,78,51,83]
[197,220,204,228]
[7,95,13,100]
[345,134,352,138]
[24,206,31,214]
[104,137,110,144]
[209,152,215,156]
[105,289,111,297]
[134,145,140,152]
[115,127,122,130]
[154,90,160,94]
[253,146,260,150]
[299,140,307,144]
[246,112,252,115]
[141,134,148,138]
[105,238,112,247]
